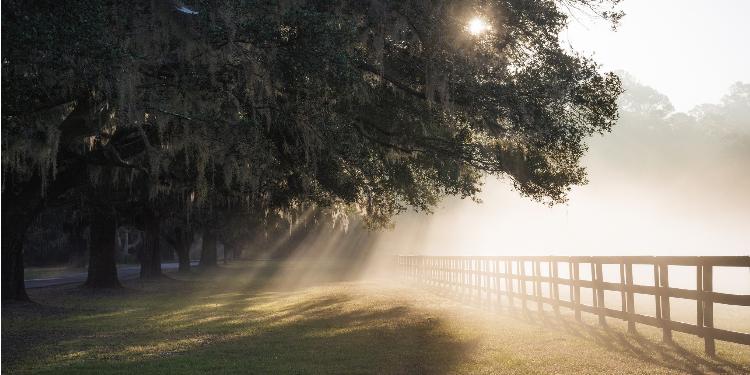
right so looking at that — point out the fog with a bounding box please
[259,73,749,297]
[368,74,750,259]
[225,2,750,294]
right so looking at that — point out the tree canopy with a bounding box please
[3,0,622,228]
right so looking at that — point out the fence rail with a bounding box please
[397,255,750,356]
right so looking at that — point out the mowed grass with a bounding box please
[3,260,749,374]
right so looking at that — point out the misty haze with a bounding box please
[2,1,749,374]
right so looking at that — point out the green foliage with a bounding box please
[2,0,622,228]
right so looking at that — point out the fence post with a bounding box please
[412,256,416,282]
[703,265,715,356]
[534,260,543,314]
[432,257,436,285]
[433,257,437,285]
[696,264,703,341]
[444,257,448,287]
[479,258,490,302]
[482,258,492,306]
[482,259,492,306]
[456,257,460,293]
[625,262,636,333]
[495,259,502,308]
[484,259,490,303]
[414,256,417,282]
[478,258,482,301]
[444,258,448,290]
[520,260,528,313]
[653,264,662,332]
[448,258,452,289]
[427,256,430,284]
[398,256,402,278]
[462,258,467,296]
[472,258,476,300]
[573,262,581,322]
[506,261,514,308]
[436,257,440,285]
[468,258,472,297]
[551,261,560,315]
[595,262,605,325]
[477,259,482,301]
[463,258,469,297]
[478,259,483,301]
[478,259,482,300]
[441,257,445,288]
[474,259,479,301]
[590,262,598,311]
[406,256,409,280]
[659,263,672,342]
[438,257,442,287]
[453,258,457,292]
[567,261,573,317]
[429,257,433,285]
[590,262,600,322]
[619,263,626,317]
[444,258,447,288]
[427,257,431,285]
[412,257,416,281]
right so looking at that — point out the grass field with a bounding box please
[3,260,749,374]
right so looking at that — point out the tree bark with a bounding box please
[200,229,217,268]
[174,227,191,273]
[2,176,46,301]
[233,244,243,260]
[223,242,229,264]
[139,209,162,279]
[1,98,101,297]
[84,208,121,288]
[2,218,31,301]
[67,225,89,267]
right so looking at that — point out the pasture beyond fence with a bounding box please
[397,255,750,356]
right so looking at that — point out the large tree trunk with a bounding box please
[232,243,243,260]
[67,225,89,267]
[222,239,242,262]
[85,209,121,288]
[139,209,162,279]
[2,103,98,297]
[174,227,191,273]
[200,229,217,268]
[223,242,229,264]
[2,218,31,301]
[2,178,45,301]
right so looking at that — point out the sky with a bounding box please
[563,0,750,112]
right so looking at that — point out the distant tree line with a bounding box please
[2,0,622,300]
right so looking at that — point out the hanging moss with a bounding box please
[3,0,623,229]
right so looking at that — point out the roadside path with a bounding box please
[25,261,199,288]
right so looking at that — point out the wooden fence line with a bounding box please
[397,255,750,356]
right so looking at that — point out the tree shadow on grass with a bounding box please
[573,322,749,375]
[7,284,478,375]
[170,259,366,293]
[3,261,363,372]
[421,284,749,374]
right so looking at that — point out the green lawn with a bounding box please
[3,260,749,374]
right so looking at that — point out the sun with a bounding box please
[468,17,490,35]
